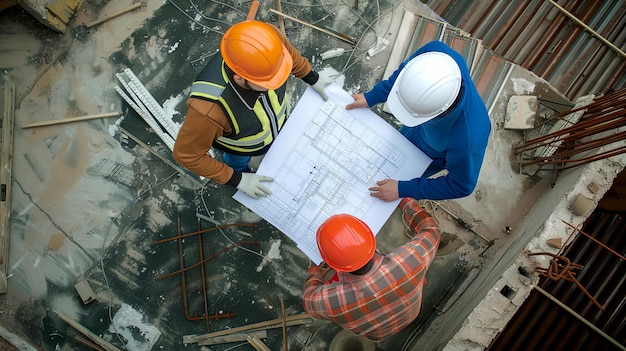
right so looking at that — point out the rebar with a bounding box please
[528,251,604,311]
[152,222,256,244]
[560,219,626,262]
[517,87,626,172]
[161,216,256,330]
[156,239,259,280]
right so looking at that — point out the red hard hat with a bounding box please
[220,20,293,90]
[316,214,376,272]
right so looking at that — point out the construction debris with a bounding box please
[183,313,313,346]
[320,48,345,60]
[200,330,267,346]
[366,36,390,58]
[268,9,356,45]
[54,310,122,351]
[86,3,142,28]
[504,95,538,130]
[246,334,271,351]
[74,280,96,304]
[115,68,180,150]
[546,237,562,249]
[20,112,119,129]
[0,79,15,294]
[280,298,289,351]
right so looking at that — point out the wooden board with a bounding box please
[0,79,15,293]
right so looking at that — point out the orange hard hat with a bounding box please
[316,214,376,272]
[220,20,293,90]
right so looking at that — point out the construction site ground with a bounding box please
[0,0,586,350]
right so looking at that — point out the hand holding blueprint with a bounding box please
[234,84,432,264]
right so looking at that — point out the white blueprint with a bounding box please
[233,84,432,264]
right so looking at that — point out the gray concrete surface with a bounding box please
[2,0,623,350]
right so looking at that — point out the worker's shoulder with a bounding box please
[186,98,228,124]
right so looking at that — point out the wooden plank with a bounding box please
[184,313,312,344]
[0,79,15,294]
[21,112,119,129]
[201,330,267,346]
[246,0,259,20]
[275,0,285,35]
[280,298,288,351]
[54,310,122,351]
[86,3,142,28]
[46,2,70,24]
[246,334,271,351]
[268,9,356,45]
[197,318,312,346]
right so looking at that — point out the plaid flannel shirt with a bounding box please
[302,204,440,342]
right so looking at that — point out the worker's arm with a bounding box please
[173,98,237,185]
[400,199,440,261]
[270,24,312,80]
[302,265,333,319]
[398,147,484,200]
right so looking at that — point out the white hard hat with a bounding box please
[387,52,462,127]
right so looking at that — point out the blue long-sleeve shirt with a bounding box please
[363,41,491,200]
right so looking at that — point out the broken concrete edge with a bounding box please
[504,95,538,130]
[441,152,626,351]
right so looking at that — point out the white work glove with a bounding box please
[311,71,333,101]
[237,172,274,199]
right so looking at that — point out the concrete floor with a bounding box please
[2,1,622,350]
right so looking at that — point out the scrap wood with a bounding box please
[21,112,120,129]
[74,335,106,351]
[183,313,312,345]
[268,9,356,45]
[1,79,15,294]
[86,3,142,28]
[201,330,267,346]
[197,318,312,346]
[280,298,288,351]
[246,334,271,351]
[275,0,285,35]
[53,310,121,351]
[246,0,259,20]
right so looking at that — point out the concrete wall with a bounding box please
[440,148,626,350]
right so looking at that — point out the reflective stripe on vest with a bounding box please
[189,59,288,154]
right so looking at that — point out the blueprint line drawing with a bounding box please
[234,84,432,263]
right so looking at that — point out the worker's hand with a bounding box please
[311,70,333,101]
[346,93,368,110]
[236,173,274,199]
[369,178,399,202]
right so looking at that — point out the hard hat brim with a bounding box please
[387,51,462,127]
[387,83,438,127]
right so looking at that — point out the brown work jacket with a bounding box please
[173,24,313,185]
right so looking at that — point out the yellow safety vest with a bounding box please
[189,58,288,155]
